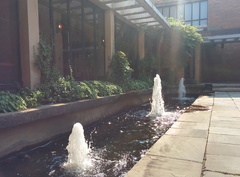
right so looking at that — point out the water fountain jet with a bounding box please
[178,78,186,100]
[147,74,165,117]
[63,122,92,173]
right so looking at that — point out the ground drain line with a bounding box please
[228,92,240,112]
[200,94,214,177]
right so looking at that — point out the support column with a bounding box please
[195,43,201,83]
[138,30,145,59]
[19,0,40,89]
[105,10,115,73]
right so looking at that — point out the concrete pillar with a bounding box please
[19,0,40,89]
[138,30,145,59]
[195,43,201,83]
[105,10,115,73]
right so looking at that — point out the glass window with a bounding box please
[192,20,200,26]
[170,6,177,19]
[158,7,163,15]
[39,0,105,80]
[200,1,208,19]
[177,4,184,20]
[200,19,207,25]
[185,21,191,25]
[184,3,192,21]
[193,2,199,20]
[0,0,21,83]
[163,7,169,17]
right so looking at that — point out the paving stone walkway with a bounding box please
[126,91,240,177]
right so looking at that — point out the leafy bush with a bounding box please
[34,38,60,84]
[37,78,93,104]
[36,79,122,104]
[122,80,152,92]
[167,17,203,52]
[18,87,42,108]
[138,57,156,80]
[0,91,27,113]
[109,51,133,85]
[83,81,123,97]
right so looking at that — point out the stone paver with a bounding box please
[208,133,240,145]
[126,90,240,177]
[166,128,208,138]
[125,155,202,177]
[210,127,240,136]
[178,111,211,123]
[146,135,207,162]
[172,121,209,130]
[211,120,240,129]
[207,142,240,157]
[204,171,237,177]
[205,154,240,175]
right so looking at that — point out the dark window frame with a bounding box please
[157,0,208,27]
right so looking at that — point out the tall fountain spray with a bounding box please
[178,78,186,99]
[64,122,92,173]
[147,74,165,117]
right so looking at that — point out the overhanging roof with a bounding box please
[90,0,171,30]
[203,34,240,44]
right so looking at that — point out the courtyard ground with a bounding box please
[126,84,240,177]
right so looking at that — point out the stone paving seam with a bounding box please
[204,170,240,177]
[200,93,214,177]
[145,153,204,164]
[228,92,240,112]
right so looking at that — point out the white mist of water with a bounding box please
[63,122,92,173]
[147,74,165,117]
[178,78,186,99]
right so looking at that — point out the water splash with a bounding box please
[147,74,165,117]
[178,78,186,100]
[63,122,92,173]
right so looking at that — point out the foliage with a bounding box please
[18,87,42,108]
[0,91,27,113]
[167,17,203,50]
[121,79,153,92]
[34,37,60,84]
[142,25,165,42]
[109,51,134,85]
[138,57,157,81]
[34,79,123,104]
[83,81,123,97]
[37,78,93,104]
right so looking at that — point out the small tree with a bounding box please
[109,51,133,85]
[34,38,60,84]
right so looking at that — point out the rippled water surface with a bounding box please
[0,96,196,177]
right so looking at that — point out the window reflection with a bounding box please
[157,1,208,26]
[38,0,105,80]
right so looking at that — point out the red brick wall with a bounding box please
[201,0,240,82]
[201,43,240,82]
[208,0,240,29]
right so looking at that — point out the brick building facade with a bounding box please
[152,0,240,82]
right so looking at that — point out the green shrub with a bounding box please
[18,87,42,108]
[84,80,123,97]
[109,51,133,85]
[122,80,152,92]
[138,57,156,80]
[37,78,92,104]
[34,38,60,84]
[0,91,27,113]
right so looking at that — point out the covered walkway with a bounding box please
[126,87,240,176]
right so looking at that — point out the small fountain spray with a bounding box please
[178,78,186,100]
[64,122,92,173]
[147,74,165,117]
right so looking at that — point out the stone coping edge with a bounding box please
[0,89,152,129]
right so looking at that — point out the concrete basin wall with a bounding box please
[0,89,152,158]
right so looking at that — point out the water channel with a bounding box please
[0,94,196,177]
